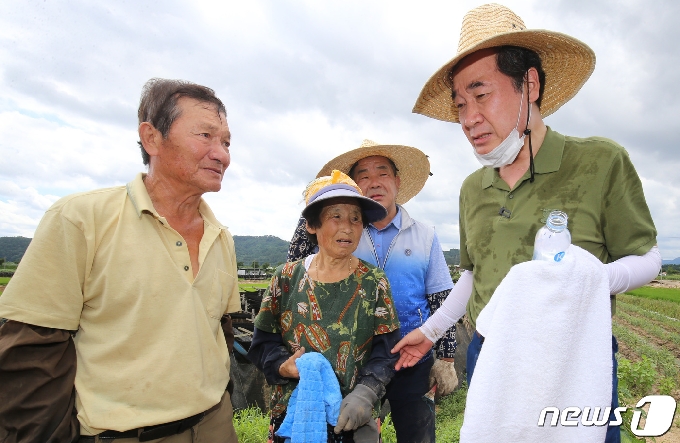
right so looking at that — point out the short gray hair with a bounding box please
[137,78,227,165]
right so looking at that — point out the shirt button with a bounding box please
[176,241,183,246]
[508,194,514,199]
[184,266,189,271]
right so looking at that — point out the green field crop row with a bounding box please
[625,286,680,304]
[618,292,680,320]
[615,309,680,347]
[616,300,680,335]
[612,321,679,380]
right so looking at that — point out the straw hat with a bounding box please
[412,3,596,123]
[303,170,387,223]
[316,140,431,205]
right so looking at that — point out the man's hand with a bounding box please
[278,347,305,379]
[429,358,458,396]
[334,384,377,434]
[391,329,433,370]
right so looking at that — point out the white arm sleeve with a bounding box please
[420,270,473,343]
[606,245,661,295]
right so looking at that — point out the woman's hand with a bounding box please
[391,329,433,370]
[278,347,305,378]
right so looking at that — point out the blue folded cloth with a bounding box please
[276,352,343,443]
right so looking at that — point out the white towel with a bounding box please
[461,245,612,443]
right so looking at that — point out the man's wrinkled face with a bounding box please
[156,97,231,193]
[451,49,526,156]
[351,156,400,214]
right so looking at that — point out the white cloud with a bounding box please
[0,183,59,237]
[0,0,678,259]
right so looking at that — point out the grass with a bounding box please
[238,280,270,292]
[615,309,680,347]
[613,322,679,380]
[0,277,10,285]
[233,407,271,443]
[618,292,680,320]
[232,385,469,442]
[380,414,397,443]
[434,384,467,442]
[614,286,680,414]
[616,300,680,335]
[611,286,680,441]
[625,286,680,304]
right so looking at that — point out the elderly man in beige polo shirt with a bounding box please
[0,78,241,443]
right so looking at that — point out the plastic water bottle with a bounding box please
[532,210,571,262]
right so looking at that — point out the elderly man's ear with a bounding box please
[138,122,162,157]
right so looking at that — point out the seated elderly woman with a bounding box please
[247,170,401,443]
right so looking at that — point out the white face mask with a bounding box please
[473,88,528,168]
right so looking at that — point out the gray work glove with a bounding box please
[429,358,459,396]
[352,418,379,443]
[334,384,378,434]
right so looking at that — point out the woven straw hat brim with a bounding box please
[317,144,430,205]
[413,29,595,123]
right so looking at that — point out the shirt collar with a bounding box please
[127,173,157,217]
[126,173,227,230]
[481,126,564,189]
[369,206,401,231]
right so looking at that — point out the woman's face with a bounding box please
[307,197,364,259]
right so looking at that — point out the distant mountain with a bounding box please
[663,257,680,265]
[233,235,289,267]
[0,236,32,263]
[0,235,291,268]
[443,248,460,266]
[3,235,457,268]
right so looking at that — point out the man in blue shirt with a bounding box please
[287,140,457,443]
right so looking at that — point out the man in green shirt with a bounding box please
[392,4,661,442]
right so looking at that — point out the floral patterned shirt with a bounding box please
[254,256,400,415]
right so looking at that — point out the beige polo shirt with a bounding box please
[0,173,241,435]
[459,128,657,328]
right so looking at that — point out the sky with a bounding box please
[1,0,679,259]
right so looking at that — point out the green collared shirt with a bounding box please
[459,127,657,327]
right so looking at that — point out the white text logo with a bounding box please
[537,395,677,437]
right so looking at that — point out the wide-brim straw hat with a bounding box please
[317,140,431,205]
[303,170,388,224]
[413,3,596,123]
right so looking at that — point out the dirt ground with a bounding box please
[647,279,680,289]
[638,403,680,443]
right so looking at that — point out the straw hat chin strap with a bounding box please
[523,75,535,183]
